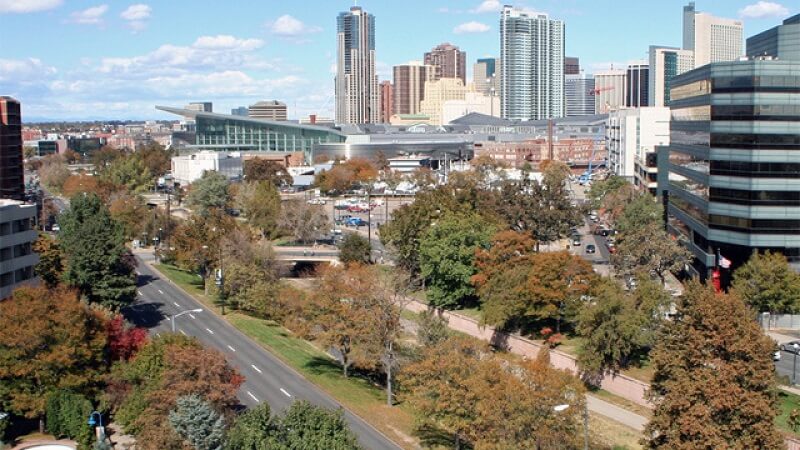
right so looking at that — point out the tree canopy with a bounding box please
[732,250,800,314]
[186,171,231,216]
[338,232,372,265]
[235,180,281,238]
[243,159,293,187]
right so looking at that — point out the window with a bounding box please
[710,160,800,178]
[709,215,800,234]
[710,187,800,206]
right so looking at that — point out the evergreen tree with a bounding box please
[226,403,278,450]
[58,193,136,310]
[186,171,230,216]
[275,401,361,449]
[644,281,783,449]
[338,232,372,265]
[168,394,226,450]
[45,390,93,447]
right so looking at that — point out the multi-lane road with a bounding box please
[124,253,400,450]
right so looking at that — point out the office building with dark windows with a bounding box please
[0,96,24,201]
[658,59,800,277]
[746,14,800,61]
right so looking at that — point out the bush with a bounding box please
[45,391,94,448]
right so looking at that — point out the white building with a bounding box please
[648,46,695,107]
[419,78,470,126]
[593,70,627,114]
[171,151,243,186]
[442,91,500,124]
[0,200,39,300]
[683,2,743,68]
[335,6,380,125]
[500,5,564,120]
[606,108,670,185]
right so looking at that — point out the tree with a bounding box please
[243,159,293,187]
[169,394,226,450]
[600,183,638,225]
[59,193,137,310]
[587,175,629,210]
[0,287,107,432]
[62,149,80,164]
[101,156,153,193]
[732,250,800,315]
[106,315,148,361]
[108,192,148,241]
[38,154,71,194]
[276,401,361,449]
[33,233,63,288]
[416,310,450,348]
[23,145,37,159]
[91,146,124,171]
[315,158,377,193]
[644,281,783,449]
[226,402,278,450]
[45,390,93,446]
[169,211,236,278]
[235,181,281,238]
[278,199,330,245]
[61,174,100,198]
[186,171,230,216]
[612,221,690,285]
[419,213,495,309]
[338,232,371,265]
[613,192,661,234]
[136,141,172,178]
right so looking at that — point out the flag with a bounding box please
[719,255,732,269]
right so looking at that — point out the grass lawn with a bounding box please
[590,389,653,419]
[154,264,223,313]
[777,390,800,436]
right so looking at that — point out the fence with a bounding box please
[761,314,800,331]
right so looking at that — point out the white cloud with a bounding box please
[471,0,501,13]
[268,14,322,39]
[192,35,263,51]
[738,1,789,18]
[0,0,61,13]
[0,58,57,82]
[69,4,108,25]
[453,21,490,34]
[120,3,150,20]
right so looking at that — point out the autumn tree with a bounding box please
[58,193,137,309]
[0,287,107,433]
[416,310,450,348]
[587,175,629,210]
[185,170,231,216]
[169,211,236,277]
[169,394,226,450]
[612,221,690,285]
[315,157,378,193]
[218,230,280,317]
[278,199,330,244]
[33,233,63,288]
[644,281,783,449]
[61,174,100,198]
[108,192,148,241]
[600,183,638,224]
[243,159,293,187]
[38,154,71,194]
[338,232,372,265]
[235,180,281,238]
[91,146,124,171]
[136,141,172,178]
[106,315,148,361]
[732,250,800,315]
[101,155,152,193]
[419,213,495,309]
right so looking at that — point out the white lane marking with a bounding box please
[158,289,164,294]
[188,314,196,319]
[247,391,259,402]
[137,290,143,296]
[206,328,214,335]
[227,345,236,352]
[251,364,262,374]
[173,302,180,307]
[280,388,291,398]
[179,329,187,336]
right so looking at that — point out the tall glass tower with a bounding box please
[335,6,379,125]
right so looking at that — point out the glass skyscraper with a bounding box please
[335,7,379,125]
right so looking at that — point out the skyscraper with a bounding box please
[392,61,435,115]
[746,13,800,61]
[648,46,694,107]
[593,70,626,114]
[474,57,500,95]
[336,6,379,124]
[682,2,743,68]
[248,100,287,121]
[424,43,467,84]
[379,80,393,123]
[564,56,580,75]
[0,96,24,201]
[565,75,595,117]
[500,5,565,120]
[626,62,649,107]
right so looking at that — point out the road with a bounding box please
[124,253,400,450]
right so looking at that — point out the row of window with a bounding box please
[709,215,800,234]
[0,266,33,288]
[0,218,31,236]
[711,133,800,149]
[710,160,800,178]
[0,243,32,262]
[712,105,800,121]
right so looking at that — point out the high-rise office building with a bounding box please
[186,102,212,112]
[419,78,470,126]
[393,61,435,115]
[658,59,800,277]
[0,96,23,201]
[593,70,626,114]
[682,2,743,68]
[424,43,467,84]
[746,14,800,61]
[248,101,287,121]
[379,80,393,123]
[231,107,248,116]
[564,56,580,75]
[626,62,649,107]
[500,5,565,120]
[565,75,595,117]
[335,6,379,124]
[648,46,695,107]
[474,57,500,95]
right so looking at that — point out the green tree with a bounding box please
[101,156,152,193]
[0,287,107,433]
[108,192,148,241]
[136,141,172,178]
[732,250,800,314]
[614,192,661,234]
[243,159,293,187]
[235,181,281,238]
[416,310,450,348]
[276,401,361,449]
[169,394,226,450]
[226,402,278,450]
[612,221,690,285]
[58,193,136,310]
[587,175,629,209]
[32,233,63,289]
[186,171,230,216]
[644,281,783,449]
[419,213,494,309]
[45,390,93,447]
[338,232,371,265]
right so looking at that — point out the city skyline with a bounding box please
[0,0,796,121]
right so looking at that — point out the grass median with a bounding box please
[151,263,419,449]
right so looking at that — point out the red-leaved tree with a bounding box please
[107,315,148,361]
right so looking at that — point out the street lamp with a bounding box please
[171,308,203,333]
[793,343,799,385]
[87,411,105,443]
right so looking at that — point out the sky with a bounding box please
[0,0,796,122]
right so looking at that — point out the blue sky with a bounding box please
[0,0,795,121]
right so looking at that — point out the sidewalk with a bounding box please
[586,395,647,432]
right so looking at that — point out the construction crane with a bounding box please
[588,85,614,96]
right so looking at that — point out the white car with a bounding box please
[306,198,326,205]
[774,350,782,361]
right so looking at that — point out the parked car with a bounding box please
[346,217,368,227]
[607,242,617,254]
[52,223,60,232]
[780,341,800,353]
[307,198,326,205]
[585,244,596,254]
[572,235,581,246]
[774,350,782,361]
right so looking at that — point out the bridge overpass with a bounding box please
[273,247,340,264]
